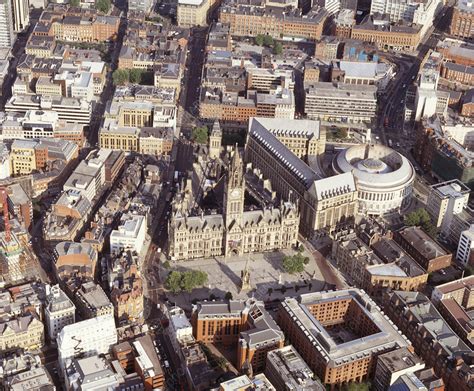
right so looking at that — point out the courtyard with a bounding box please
[162,248,327,310]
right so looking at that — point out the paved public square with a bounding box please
[162,248,327,310]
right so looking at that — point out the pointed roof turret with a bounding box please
[211,119,222,137]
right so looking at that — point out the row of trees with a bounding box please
[254,34,283,55]
[165,270,208,293]
[112,69,152,86]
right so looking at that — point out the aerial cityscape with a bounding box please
[0,0,472,390]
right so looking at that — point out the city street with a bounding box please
[177,27,208,136]
[88,11,127,146]
[374,3,453,154]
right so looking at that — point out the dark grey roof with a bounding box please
[248,118,318,189]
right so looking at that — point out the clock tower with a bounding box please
[224,148,245,230]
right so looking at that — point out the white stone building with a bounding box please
[332,144,415,215]
[305,82,377,123]
[110,214,147,255]
[370,0,443,38]
[57,315,117,370]
[44,284,75,340]
[0,0,15,48]
[426,179,470,229]
[0,142,10,179]
[456,225,474,265]
[168,306,194,351]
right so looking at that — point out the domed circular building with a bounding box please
[332,144,415,215]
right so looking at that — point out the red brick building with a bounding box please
[192,299,284,372]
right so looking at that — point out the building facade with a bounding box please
[177,0,210,27]
[304,82,378,123]
[11,0,29,32]
[192,299,284,372]
[394,226,452,272]
[57,315,118,370]
[168,149,299,260]
[246,118,357,235]
[351,18,422,51]
[457,225,474,265]
[44,284,76,340]
[219,2,327,40]
[0,313,44,352]
[0,0,14,48]
[450,0,474,40]
[110,214,147,255]
[100,127,140,152]
[426,180,470,229]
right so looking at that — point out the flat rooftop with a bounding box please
[430,179,471,198]
[281,289,410,366]
[376,347,423,373]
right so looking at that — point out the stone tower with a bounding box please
[223,148,245,228]
[223,148,245,256]
[209,120,222,160]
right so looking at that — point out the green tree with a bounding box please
[263,35,274,46]
[96,0,111,13]
[70,0,80,6]
[192,270,208,286]
[181,272,196,292]
[162,261,171,269]
[255,34,265,46]
[405,208,436,237]
[225,291,233,300]
[273,42,283,55]
[129,68,143,84]
[112,69,129,85]
[282,252,306,274]
[166,270,208,293]
[165,271,183,293]
[192,126,209,144]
